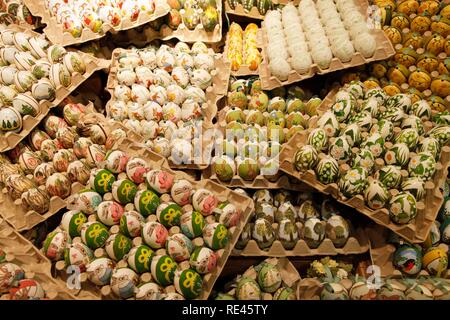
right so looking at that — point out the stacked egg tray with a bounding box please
[214,257,301,300]
[0,218,94,299]
[23,0,170,47]
[0,109,137,232]
[279,87,450,243]
[105,46,230,171]
[40,137,254,300]
[257,0,395,90]
[0,26,109,153]
[224,2,266,20]
[118,0,223,44]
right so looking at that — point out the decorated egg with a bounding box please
[393,244,422,275]
[377,282,406,300]
[32,163,54,186]
[236,277,261,300]
[111,179,138,205]
[0,107,22,132]
[52,149,73,172]
[235,223,252,250]
[361,133,385,158]
[42,229,71,261]
[351,149,375,174]
[216,202,240,228]
[166,233,193,262]
[331,100,352,122]
[308,128,328,151]
[80,221,109,249]
[66,160,90,185]
[321,283,349,300]
[428,126,450,147]
[401,115,424,136]
[376,165,402,189]
[156,202,182,228]
[384,143,410,167]
[364,180,390,209]
[303,217,325,248]
[21,188,50,214]
[370,119,394,141]
[257,262,282,293]
[127,245,154,274]
[315,156,339,184]
[46,172,71,198]
[329,136,351,162]
[105,233,132,261]
[422,247,448,276]
[401,177,425,201]
[389,191,417,224]
[408,152,436,181]
[119,210,144,238]
[174,268,203,299]
[104,150,129,174]
[180,211,205,239]
[203,223,228,250]
[146,169,175,194]
[0,263,24,291]
[151,255,177,286]
[134,189,160,217]
[64,242,93,272]
[275,201,296,223]
[141,221,168,249]
[70,189,103,215]
[395,128,419,149]
[85,144,106,167]
[18,150,41,174]
[418,137,440,159]
[192,189,218,216]
[236,157,260,181]
[110,267,139,299]
[297,200,319,222]
[274,287,296,300]
[60,210,87,238]
[96,201,124,226]
[189,246,217,275]
[278,218,299,250]
[135,282,165,300]
[440,218,450,244]
[349,281,377,300]
[325,215,350,247]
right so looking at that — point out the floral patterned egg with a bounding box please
[364,180,389,209]
[338,166,368,198]
[376,165,402,189]
[46,172,71,198]
[189,246,217,274]
[329,136,351,162]
[389,191,417,224]
[278,218,299,250]
[361,96,379,117]
[151,255,177,286]
[303,217,325,248]
[42,229,71,261]
[348,111,373,131]
[428,126,450,147]
[361,133,385,158]
[308,128,328,151]
[385,143,410,167]
[370,119,394,141]
[80,221,109,249]
[408,152,436,181]
[257,262,282,293]
[236,277,261,300]
[110,267,139,299]
[18,150,41,174]
[386,94,411,112]
[331,100,353,122]
[203,222,228,250]
[189,69,212,90]
[393,244,423,275]
[146,169,174,194]
[166,233,193,262]
[156,49,175,72]
[60,210,87,238]
[395,128,419,149]
[0,263,24,291]
[134,189,160,217]
[275,201,296,223]
[156,202,182,228]
[351,149,375,174]
[341,123,361,147]
[294,145,318,172]
[64,242,93,272]
[401,115,424,136]
[252,218,275,249]
[135,282,165,301]
[325,215,350,248]
[418,137,440,159]
[142,221,168,249]
[401,177,425,201]
[96,201,124,226]
[127,245,154,274]
[422,247,448,276]
[315,156,339,184]
[317,111,339,137]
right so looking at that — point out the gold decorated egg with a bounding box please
[416,52,439,73]
[403,32,424,50]
[430,16,450,37]
[406,87,424,104]
[363,77,381,89]
[438,57,450,75]
[418,0,440,15]
[410,13,432,34]
[425,33,445,55]
[388,63,410,84]
[397,0,419,15]
[370,61,389,79]
[430,74,450,97]
[384,26,403,45]
[408,68,432,90]
[391,13,410,29]
[441,4,450,20]
[394,47,418,68]
[427,95,448,112]
[383,81,402,96]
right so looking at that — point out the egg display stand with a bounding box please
[232,225,370,257]
[105,47,231,171]
[368,224,449,278]
[257,0,396,90]
[22,0,170,47]
[0,218,97,299]
[278,88,450,243]
[0,26,111,153]
[223,26,261,77]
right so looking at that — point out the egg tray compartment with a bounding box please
[0,26,111,153]
[87,137,255,300]
[232,224,370,257]
[105,47,231,171]
[0,218,96,299]
[223,26,261,77]
[224,2,266,21]
[22,0,170,47]
[257,0,396,90]
[368,224,449,278]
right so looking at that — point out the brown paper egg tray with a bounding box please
[368,224,449,278]
[224,26,261,77]
[279,89,450,243]
[224,3,266,21]
[105,47,230,171]
[232,225,370,257]
[257,0,395,90]
[0,26,110,153]
[47,137,254,300]
[22,0,170,47]
[0,218,96,299]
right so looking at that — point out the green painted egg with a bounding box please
[428,125,450,147]
[273,287,296,300]
[294,145,318,172]
[370,119,394,141]
[156,202,182,228]
[308,128,328,151]
[134,189,160,217]
[408,152,436,181]
[127,245,154,274]
[252,218,275,249]
[303,217,325,248]
[89,169,115,195]
[395,128,419,149]
[60,210,86,238]
[361,133,385,158]
[315,156,339,184]
[212,155,235,182]
[393,243,422,275]
[203,223,228,250]
[119,210,144,238]
[112,179,138,205]
[418,137,440,159]
[389,191,417,224]
[329,136,351,161]
[236,157,260,181]
[341,123,361,146]
[286,98,305,113]
[347,81,365,100]
[317,111,339,137]
[401,177,425,201]
[376,165,402,189]
[439,196,450,220]
[381,107,405,127]
[180,211,205,239]
[80,221,109,250]
[384,143,410,167]
[257,263,282,293]
[174,268,203,299]
[189,246,217,274]
[433,111,450,126]
[386,94,411,112]
[105,233,132,261]
[64,242,93,272]
[236,277,261,300]
[42,229,71,261]
[151,255,178,286]
[227,91,248,109]
[331,100,353,122]
[338,167,368,198]
[225,107,245,123]
[348,111,373,131]
[364,180,389,209]
[401,115,424,135]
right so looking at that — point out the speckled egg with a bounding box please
[408,152,436,181]
[60,210,87,238]
[134,189,160,217]
[141,221,168,249]
[389,191,417,224]
[303,217,325,248]
[42,229,71,261]
[315,156,339,184]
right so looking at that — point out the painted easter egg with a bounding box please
[236,277,261,300]
[418,137,440,159]
[170,179,193,206]
[422,247,448,276]
[364,180,390,209]
[127,245,154,274]
[257,262,282,293]
[275,202,296,223]
[151,255,178,287]
[278,218,299,250]
[325,215,350,247]
[351,149,375,174]
[329,136,351,162]
[166,233,193,262]
[42,229,71,261]
[212,155,236,182]
[384,143,410,167]
[146,169,175,194]
[141,221,169,249]
[60,210,86,238]
[71,189,103,215]
[156,202,182,228]
[104,150,129,174]
[389,192,417,224]
[119,210,144,238]
[216,202,241,228]
[252,218,275,249]
[370,119,394,142]
[428,126,450,147]
[105,233,132,261]
[135,282,165,300]
[111,179,138,205]
[376,165,402,189]
[64,242,93,272]
[401,177,425,200]
[303,217,325,248]
[395,128,419,149]
[408,152,436,181]
[192,189,218,216]
[80,221,109,250]
[203,223,228,250]
[361,133,385,158]
[96,201,124,226]
[134,189,160,217]
[110,267,139,299]
[317,111,340,137]
[321,283,349,300]
[315,156,339,184]
[308,128,328,151]
[341,123,361,147]
[294,145,318,172]
[189,246,217,274]
[393,244,422,275]
[174,268,203,299]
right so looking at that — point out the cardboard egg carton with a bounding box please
[0,218,97,299]
[279,89,450,243]
[0,26,110,153]
[105,46,230,171]
[224,25,261,77]
[368,224,449,278]
[22,0,170,47]
[232,224,370,257]
[257,0,395,90]
[224,2,266,20]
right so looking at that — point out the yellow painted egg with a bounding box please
[370,61,389,78]
[416,52,439,73]
[384,26,403,45]
[397,0,419,15]
[430,16,450,37]
[388,63,411,84]
[410,13,432,34]
[430,74,450,97]
[391,13,411,29]
[383,81,402,96]
[437,57,450,75]
[441,4,450,20]
[403,32,424,50]
[394,47,418,67]
[427,95,448,112]
[425,33,446,55]
[406,87,424,104]
[418,0,441,15]
[408,68,432,90]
